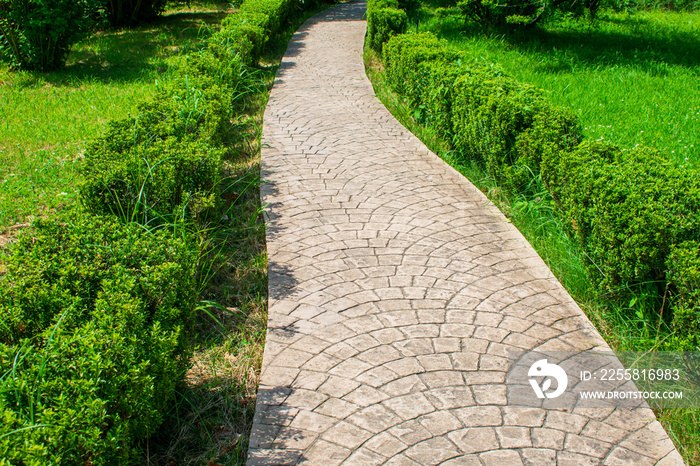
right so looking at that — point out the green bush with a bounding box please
[366,4,408,52]
[383,33,464,138]
[81,138,223,224]
[383,33,581,191]
[458,0,547,29]
[82,74,235,152]
[104,0,167,27]
[0,0,101,70]
[542,140,700,294]
[0,215,196,464]
[371,2,700,357]
[667,241,700,350]
[457,0,602,29]
[451,70,548,183]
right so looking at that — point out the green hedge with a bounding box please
[79,0,303,221]
[366,0,407,52]
[383,32,582,192]
[667,241,700,350]
[81,138,223,224]
[0,215,197,464]
[542,140,700,294]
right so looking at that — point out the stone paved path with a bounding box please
[247,2,685,464]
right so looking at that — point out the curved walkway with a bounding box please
[247,2,684,464]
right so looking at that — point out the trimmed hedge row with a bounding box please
[80,0,305,224]
[366,0,407,52]
[383,33,582,192]
[0,215,197,464]
[0,0,310,462]
[373,26,700,348]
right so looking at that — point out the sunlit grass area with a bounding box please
[0,1,231,229]
[415,7,700,166]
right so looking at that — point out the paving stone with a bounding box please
[389,419,434,446]
[381,374,428,397]
[419,370,464,389]
[316,375,360,397]
[294,370,329,391]
[606,447,657,465]
[447,427,500,454]
[480,449,524,466]
[246,0,684,463]
[404,437,461,465]
[580,419,629,444]
[382,455,422,466]
[531,427,566,450]
[454,406,503,427]
[556,451,604,466]
[299,440,352,465]
[503,407,546,427]
[439,455,483,466]
[344,384,390,407]
[416,353,453,371]
[320,420,373,449]
[346,404,403,434]
[383,392,436,420]
[288,410,336,434]
[342,447,387,465]
[424,386,475,410]
[496,426,532,448]
[417,410,463,436]
[364,431,409,457]
[544,411,588,434]
[284,389,329,411]
[315,397,360,419]
[522,448,557,465]
[472,384,508,405]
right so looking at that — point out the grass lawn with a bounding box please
[414,6,700,166]
[0,1,231,229]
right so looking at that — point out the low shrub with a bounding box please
[0,0,101,70]
[383,32,582,191]
[372,23,700,353]
[383,33,465,138]
[81,138,223,224]
[231,0,298,61]
[542,140,700,295]
[457,0,547,29]
[366,0,408,52]
[0,215,197,464]
[667,241,700,350]
[104,0,167,27]
[451,66,582,191]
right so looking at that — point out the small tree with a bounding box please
[458,0,546,29]
[0,0,101,71]
[458,0,601,30]
[105,0,168,27]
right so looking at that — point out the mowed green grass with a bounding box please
[0,1,230,229]
[416,8,700,166]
